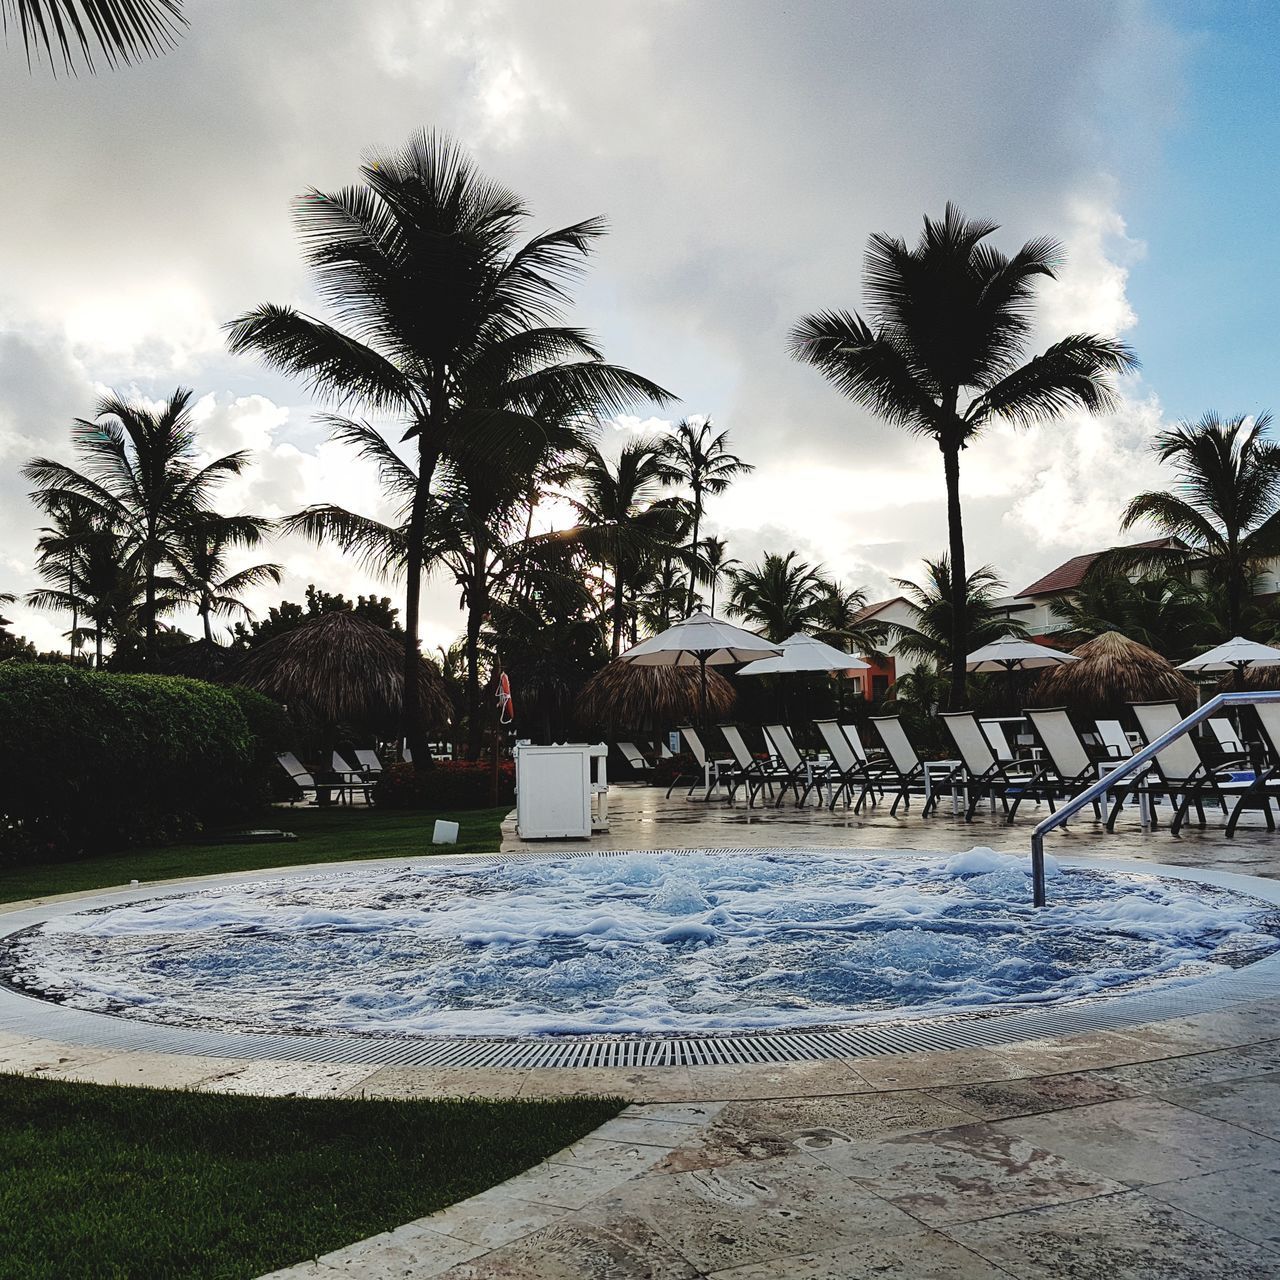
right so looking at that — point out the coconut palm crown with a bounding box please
[790,203,1136,704]
[226,130,672,761]
[1097,412,1280,638]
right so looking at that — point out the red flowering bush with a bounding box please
[378,759,515,810]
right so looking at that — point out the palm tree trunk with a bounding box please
[941,438,967,710]
[611,532,625,656]
[144,561,157,667]
[201,598,213,644]
[402,438,440,770]
[685,497,702,615]
[464,542,489,761]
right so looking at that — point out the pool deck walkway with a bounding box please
[3,783,1278,1278]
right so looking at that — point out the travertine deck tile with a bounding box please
[196,1059,380,1097]
[706,1228,1017,1279]
[948,1189,1280,1279]
[1157,1073,1280,1138]
[810,1121,1127,1225]
[344,1065,529,1100]
[925,1070,1136,1120]
[585,1152,920,1272]
[1143,1157,1280,1251]
[993,1095,1280,1186]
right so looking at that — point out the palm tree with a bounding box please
[171,517,283,643]
[659,418,753,612]
[227,131,672,762]
[6,0,185,74]
[27,524,167,666]
[693,535,739,616]
[886,557,1025,673]
[23,388,253,663]
[1052,572,1218,661]
[811,581,885,656]
[566,438,685,655]
[790,203,1136,706]
[31,501,100,660]
[726,551,830,643]
[1097,413,1280,638]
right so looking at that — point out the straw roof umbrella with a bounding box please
[575,661,736,733]
[232,611,451,732]
[1029,630,1196,717]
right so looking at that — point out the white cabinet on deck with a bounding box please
[514,743,608,839]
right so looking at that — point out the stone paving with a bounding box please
[500,781,1280,882]
[3,782,1278,1278]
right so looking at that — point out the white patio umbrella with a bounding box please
[739,631,873,724]
[966,635,1080,672]
[618,611,782,727]
[1177,637,1280,675]
[737,631,871,676]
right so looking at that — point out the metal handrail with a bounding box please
[1030,690,1280,907]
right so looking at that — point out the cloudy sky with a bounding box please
[1,0,1277,652]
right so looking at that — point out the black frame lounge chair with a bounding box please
[616,741,653,777]
[1225,700,1280,836]
[761,723,812,807]
[803,719,883,811]
[665,726,734,800]
[1120,701,1250,835]
[866,715,927,816]
[938,711,1052,822]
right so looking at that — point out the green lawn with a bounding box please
[0,1073,621,1280]
[0,805,510,904]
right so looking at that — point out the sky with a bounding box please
[0,0,1276,653]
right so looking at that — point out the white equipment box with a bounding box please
[514,743,608,839]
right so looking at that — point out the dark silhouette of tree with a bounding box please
[791,204,1135,704]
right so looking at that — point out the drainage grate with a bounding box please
[2,848,1278,1069]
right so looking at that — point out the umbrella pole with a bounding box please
[699,654,709,732]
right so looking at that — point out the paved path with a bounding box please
[251,1001,1280,1278]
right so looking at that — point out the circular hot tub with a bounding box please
[2,847,1279,1067]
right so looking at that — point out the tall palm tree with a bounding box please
[171,517,283,643]
[726,551,830,643]
[23,388,253,663]
[695,534,739,616]
[886,557,1025,672]
[227,130,672,761]
[31,500,100,660]
[6,0,185,74]
[812,580,884,656]
[659,418,753,613]
[790,203,1136,706]
[566,438,684,655]
[1097,412,1280,637]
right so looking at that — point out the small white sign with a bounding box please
[432,819,459,844]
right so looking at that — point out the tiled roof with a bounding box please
[1018,538,1182,597]
[851,596,910,623]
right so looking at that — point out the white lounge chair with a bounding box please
[616,741,652,775]
[1225,701,1280,836]
[1094,720,1132,759]
[761,723,810,806]
[665,727,733,800]
[277,752,338,805]
[720,725,789,806]
[940,712,1050,822]
[866,715,927,816]
[354,748,384,774]
[806,720,883,811]
[1123,701,1246,835]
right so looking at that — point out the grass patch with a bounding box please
[0,1073,621,1280]
[0,806,510,904]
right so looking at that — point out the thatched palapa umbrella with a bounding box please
[233,612,451,733]
[575,661,735,734]
[1029,631,1196,718]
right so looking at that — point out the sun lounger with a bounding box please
[939,711,1052,822]
[866,715,927,816]
[616,741,652,775]
[666,726,734,800]
[806,720,884,810]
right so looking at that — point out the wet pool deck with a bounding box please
[3,783,1278,1278]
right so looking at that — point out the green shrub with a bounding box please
[225,684,295,805]
[378,759,515,810]
[0,665,282,863]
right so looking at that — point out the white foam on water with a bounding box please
[4,849,1276,1039]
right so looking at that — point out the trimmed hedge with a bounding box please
[378,760,515,810]
[0,665,285,863]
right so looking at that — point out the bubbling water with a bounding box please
[3,849,1277,1039]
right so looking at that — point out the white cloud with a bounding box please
[0,0,1193,652]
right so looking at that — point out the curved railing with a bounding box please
[1030,690,1280,906]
